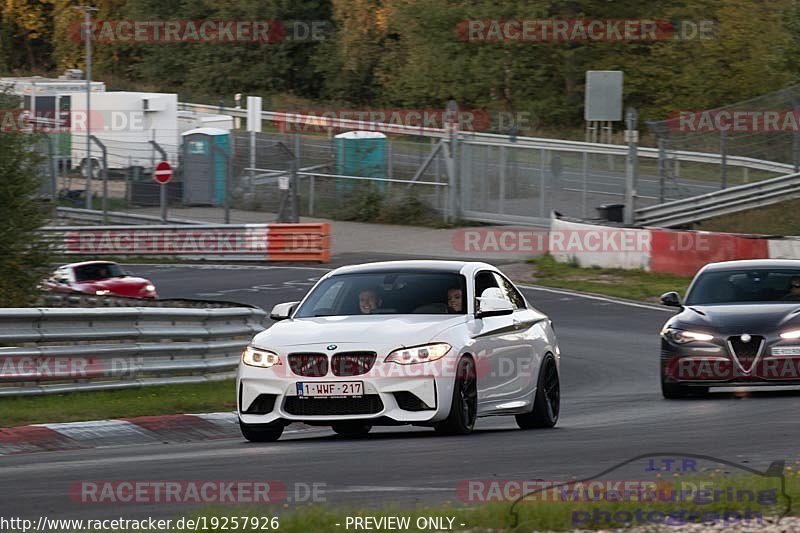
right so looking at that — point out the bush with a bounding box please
[0,93,53,306]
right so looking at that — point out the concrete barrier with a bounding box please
[39,223,332,263]
[548,216,788,276]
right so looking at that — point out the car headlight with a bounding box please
[661,327,714,344]
[95,289,111,296]
[384,343,451,365]
[144,284,156,292]
[242,346,282,368]
[780,329,800,340]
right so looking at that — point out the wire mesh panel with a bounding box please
[647,84,800,197]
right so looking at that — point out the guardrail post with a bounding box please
[720,130,728,189]
[657,136,667,204]
[624,107,639,225]
[89,135,108,224]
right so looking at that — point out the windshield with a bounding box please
[294,271,467,317]
[685,268,800,305]
[73,263,125,282]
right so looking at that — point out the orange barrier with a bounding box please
[43,222,332,263]
[266,223,331,263]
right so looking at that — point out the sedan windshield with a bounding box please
[685,268,800,305]
[73,263,125,282]
[294,271,467,317]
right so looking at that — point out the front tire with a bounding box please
[435,357,477,436]
[332,422,372,437]
[240,420,284,442]
[516,354,560,429]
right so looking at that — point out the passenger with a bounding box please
[358,289,382,314]
[446,287,464,313]
[782,276,800,300]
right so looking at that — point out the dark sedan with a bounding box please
[659,259,800,398]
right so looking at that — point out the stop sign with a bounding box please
[154,161,173,184]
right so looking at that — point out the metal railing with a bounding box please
[55,207,206,226]
[635,171,800,227]
[0,306,265,396]
[179,102,795,175]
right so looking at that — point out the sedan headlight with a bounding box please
[95,289,111,296]
[384,343,451,365]
[242,346,282,368]
[780,329,800,340]
[661,327,714,344]
[144,284,156,292]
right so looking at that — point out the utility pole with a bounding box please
[74,5,97,210]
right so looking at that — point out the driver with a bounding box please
[358,289,382,314]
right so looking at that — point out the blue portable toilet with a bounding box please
[181,127,230,206]
[335,131,387,194]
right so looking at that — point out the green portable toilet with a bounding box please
[181,127,230,206]
[335,131,387,194]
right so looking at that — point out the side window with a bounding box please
[494,273,526,310]
[474,271,500,300]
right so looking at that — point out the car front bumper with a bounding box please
[237,363,455,426]
[661,338,800,386]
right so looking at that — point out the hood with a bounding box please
[671,303,800,335]
[252,314,465,349]
[76,276,153,297]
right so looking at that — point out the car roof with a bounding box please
[329,260,495,276]
[701,259,800,272]
[58,260,118,269]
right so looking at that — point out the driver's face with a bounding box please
[359,291,380,314]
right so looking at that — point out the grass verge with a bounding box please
[529,255,692,303]
[0,379,235,427]
[696,198,800,236]
[181,472,800,532]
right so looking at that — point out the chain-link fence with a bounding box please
[30,97,796,227]
[647,84,800,197]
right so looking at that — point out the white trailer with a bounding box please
[70,91,179,175]
[178,110,234,134]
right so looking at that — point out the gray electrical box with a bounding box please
[585,71,623,122]
[181,127,230,206]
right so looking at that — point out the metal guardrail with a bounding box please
[179,102,795,175]
[55,207,207,226]
[635,171,800,227]
[0,306,265,396]
[36,292,249,309]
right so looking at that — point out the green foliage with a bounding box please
[338,186,384,221]
[0,93,53,307]
[4,0,800,130]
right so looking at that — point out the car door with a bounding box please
[470,270,525,413]
[493,273,547,402]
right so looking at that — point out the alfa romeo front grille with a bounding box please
[331,352,377,377]
[288,353,328,377]
[727,335,764,372]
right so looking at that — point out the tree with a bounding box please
[0,93,52,306]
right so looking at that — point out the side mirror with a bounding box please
[660,291,682,308]
[475,289,514,318]
[270,301,299,321]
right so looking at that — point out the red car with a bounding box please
[41,261,158,299]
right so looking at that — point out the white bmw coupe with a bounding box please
[237,260,561,441]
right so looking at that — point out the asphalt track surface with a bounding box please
[1,264,799,521]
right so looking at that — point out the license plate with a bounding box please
[296,381,363,398]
